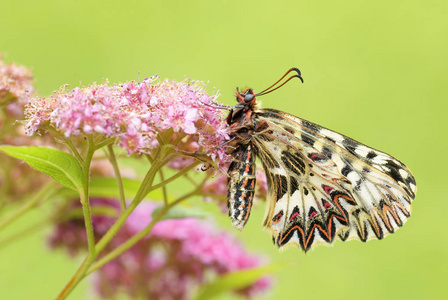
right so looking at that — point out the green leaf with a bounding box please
[152,205,209,221]
[0,146,84,192]
[194,264,283,300]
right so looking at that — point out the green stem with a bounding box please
[64,137,84,164]
[46,126,84,164]
[94,149,168,254]
[57,135,98,299]
[106,144,126,211]
[158,169,168,206]
[148,161,201,192]
[86,188,198,275]
[0,181,57,232]
[56,255,95,300]
[184,173,198,187]
[172,132,186,146]
[67,206,118,220]
[81,135,96,255]
[94,137,116,150]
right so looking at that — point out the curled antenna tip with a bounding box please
[291,67,304,83]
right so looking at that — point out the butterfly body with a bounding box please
[227,143,256,230]
[226,69,417,252]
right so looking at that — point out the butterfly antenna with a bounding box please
[256,68,304,96]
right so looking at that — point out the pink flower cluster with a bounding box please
[0,57,50,202]
[49,198,271,299]
[0,56,34,117]
[24,76,231,164]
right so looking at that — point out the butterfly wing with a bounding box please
[253,108,416,251]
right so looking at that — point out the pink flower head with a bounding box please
[0,56,34,117]
[25,76,232,166]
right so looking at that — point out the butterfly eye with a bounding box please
[244,94,254,103]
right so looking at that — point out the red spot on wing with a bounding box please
[309,211,318,219]
[289,212,300,222]
[272,211,283,225]
[323,185,334,195]
[322,200,332,209]
[309,153,326,161]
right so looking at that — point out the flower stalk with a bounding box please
[106,144,126,211]
[81,135,96,255]
[95,145,170,254]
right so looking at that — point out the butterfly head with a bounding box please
[226,88,257,127]
[236,88,257,106]
[236,88,257,107]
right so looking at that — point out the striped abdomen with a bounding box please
[227,143,256,231]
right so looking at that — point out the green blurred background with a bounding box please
[1,0,447,299]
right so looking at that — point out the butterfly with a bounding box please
[226,68,417,251]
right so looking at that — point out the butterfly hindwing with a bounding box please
[255,125,355,250]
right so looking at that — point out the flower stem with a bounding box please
[81,135,96,255]
[106,144,126,211]
[64,137,84,163]
[147,161,201,194]
[0,181,57,232]
[158,169,168,205]
[94,148,169,254]
[94,137,116,151]
[56,255,95,300]
[45,126,84,164]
